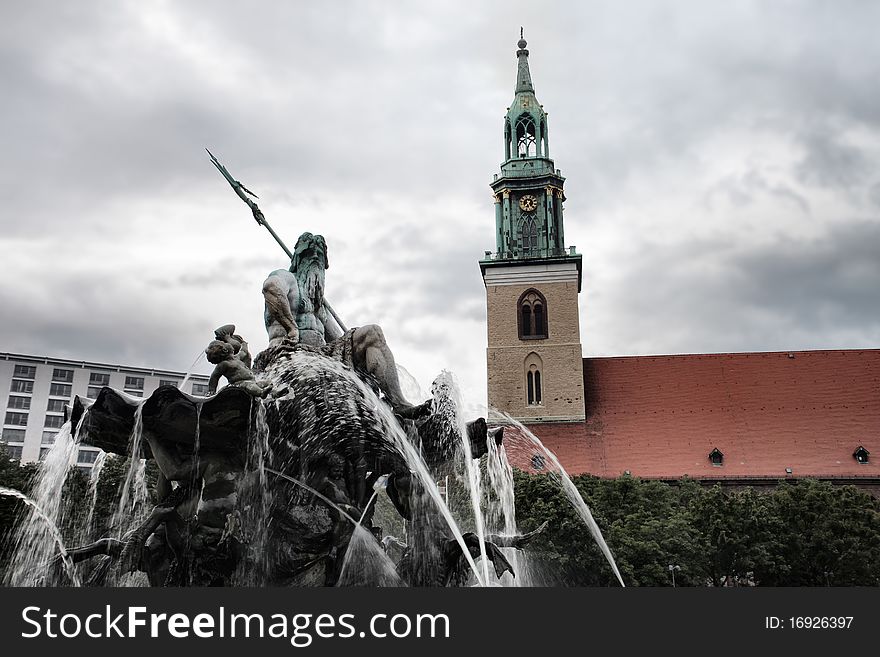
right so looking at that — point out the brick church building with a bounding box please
[480,36,879,494]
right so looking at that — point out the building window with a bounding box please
[7,396,31,410]
[10,380,34,394]
[527,369,543,405]
[42,431,57,444]
[52,368,74,383]
[159,379,180,388]
[77,449,99,464]
[89,372,111,386]
[1,428,26,442]
[44,415,64,429]
[13,365,36,379]
[4,412,28,426]
[521,217,538,256]
[48,383,72,398]
[125,390,143,397]
[531,454,546,470]
[515,114,537,157]
[524,352,544,406]
[518,288,548,339]
[191,383,210,396]
[124,376,144,390]
[46,399,66,413]
[87,386,104,398]
[709,448,724,466]
[5,445,23,460]
[853,446,870,464]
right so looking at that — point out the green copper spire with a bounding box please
[486,33,577,266]
[504,31,547,161]
[515,29,534,94]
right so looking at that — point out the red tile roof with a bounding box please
[523,349,880,480]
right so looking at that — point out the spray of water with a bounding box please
[180,350,206,392]
[336,524,402,587]
[265,467,358,526]
[113,403,149,540]
[432,371,490,585]
[484,435,532,586]
[4,421,82,586]
[79,450,107,545]
[263,351,486,586]
[494,411,625,587]
[0,486,81,587]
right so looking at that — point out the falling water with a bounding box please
[336,524,402,587]
[264,352,486,586]
[484,436,532,586]
[234,401,273,585]
[334,475,401,586]
[113,403,148,540]
[80,450,107,545]
[265,467,358,525]
[432,371,490,585]
[396,364,427,404]
[264,469,401,587]
[495,412,625,587]
[0,487,81,587]
[4,421,81,586]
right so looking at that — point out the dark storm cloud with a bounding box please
[795,123,871,190]
[0,267,215,370]
[593,219,880,356]
[704,169,811,215]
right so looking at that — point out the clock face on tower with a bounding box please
[519,194,538,212]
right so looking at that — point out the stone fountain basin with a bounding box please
[68,385,253,458]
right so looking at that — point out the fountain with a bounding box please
[1,188,625,587]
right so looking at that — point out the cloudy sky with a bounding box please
[1,1,879,411]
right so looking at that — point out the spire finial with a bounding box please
[517,27,527,50]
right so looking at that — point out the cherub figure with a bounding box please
[205,339,273,397]
[213,324,252,368]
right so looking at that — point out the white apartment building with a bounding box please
[0,352,209,472]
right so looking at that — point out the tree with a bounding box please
[0,444,39,579]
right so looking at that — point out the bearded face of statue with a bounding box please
[291,234,328,310]
[300,256,325,309]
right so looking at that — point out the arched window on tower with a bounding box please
[540,118,548,157]
[524,352,543,406]
[521,217,538,256]
[515,115,537,157]
[518,289,548,340]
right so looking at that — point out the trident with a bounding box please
[206,148,348,333]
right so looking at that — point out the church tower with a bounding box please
[480,34,585,423]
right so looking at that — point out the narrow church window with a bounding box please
[709,448,724,466]
[524,353,543,406]
[518,289,548,339]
